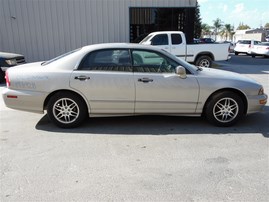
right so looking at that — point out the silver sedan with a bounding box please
[2,43,268,128]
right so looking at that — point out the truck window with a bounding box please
[171,34,182,45]
[151,34,168,46]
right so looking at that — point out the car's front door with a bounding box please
[70,49,135,114]
[132,49,199,114]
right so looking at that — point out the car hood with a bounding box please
[197,67,258,84]
[0,51,24,59]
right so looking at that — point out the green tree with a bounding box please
[213,18,223,40]
[237,22,250,30]
[194,2,202,38]
[264,23,269,29]
[201,23,211,37]
[220,24,234,40]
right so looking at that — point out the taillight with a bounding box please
[5,71,10,87]
[266,47,269,50]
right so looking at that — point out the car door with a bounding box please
[132,49,199,114]
[150,34,170,52]
[170,33,187,60]
[70,49,135,114]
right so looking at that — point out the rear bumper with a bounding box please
[2,88,47,114]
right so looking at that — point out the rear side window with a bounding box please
[171,34,182,45]
[79,49,132,72]
[151,34,168,46]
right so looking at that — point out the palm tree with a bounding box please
[213,18,223,41]
[201,23,211,37]
[220,24,234,41]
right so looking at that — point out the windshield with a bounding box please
[41,48,81,66]
[139,34,153,44]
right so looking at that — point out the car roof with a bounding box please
[148,31,184,35]
[80,43,164,52]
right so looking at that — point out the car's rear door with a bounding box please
[70,49,135,114]
[170,33,187,60]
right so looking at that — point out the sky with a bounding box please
[197,0,269,29]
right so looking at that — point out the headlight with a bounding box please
[258,87,264,95]
[5,59,17,66]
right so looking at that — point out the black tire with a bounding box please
[251,55,255,58]
[0,69,5,83]
[204,91,244,127]
[195,55,212,68]
[47,92,88,128]
[234,51,239,55]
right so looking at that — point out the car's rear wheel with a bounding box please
[195,55,212,68]
[205,91,244,127]
[47,92,87,128]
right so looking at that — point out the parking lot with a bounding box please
[1,55,269,201]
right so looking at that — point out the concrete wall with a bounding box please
[0,0,196,62]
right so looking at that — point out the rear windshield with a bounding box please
[42,48,81,66]
[237,40,251,44]
[260,42,269,46]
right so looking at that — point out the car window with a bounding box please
[131,50,178,73]
[237,40,251,45]
[42,48,81,66]
[254,41,261,45]
[79,49,132,72]
[171,34,182,45]
[151,34,168,46]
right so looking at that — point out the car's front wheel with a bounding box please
[205,91,244,127]
[47,92,88,128]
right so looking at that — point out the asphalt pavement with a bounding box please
[0,55,269,202]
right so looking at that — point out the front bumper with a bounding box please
[247,93,268,114]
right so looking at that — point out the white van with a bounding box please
[234,39,261,55]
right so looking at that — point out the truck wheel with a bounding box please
[47,92,88,128]
[195,56,212,68]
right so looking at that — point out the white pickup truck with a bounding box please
[140,31,230,67]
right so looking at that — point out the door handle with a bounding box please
[74,76,90,81]
[138,78,153,83]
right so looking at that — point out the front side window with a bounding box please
[151,34,168,46]
[79,49,132,72]
[131,50,178,73]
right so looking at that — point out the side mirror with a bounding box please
[176,66,187,79]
